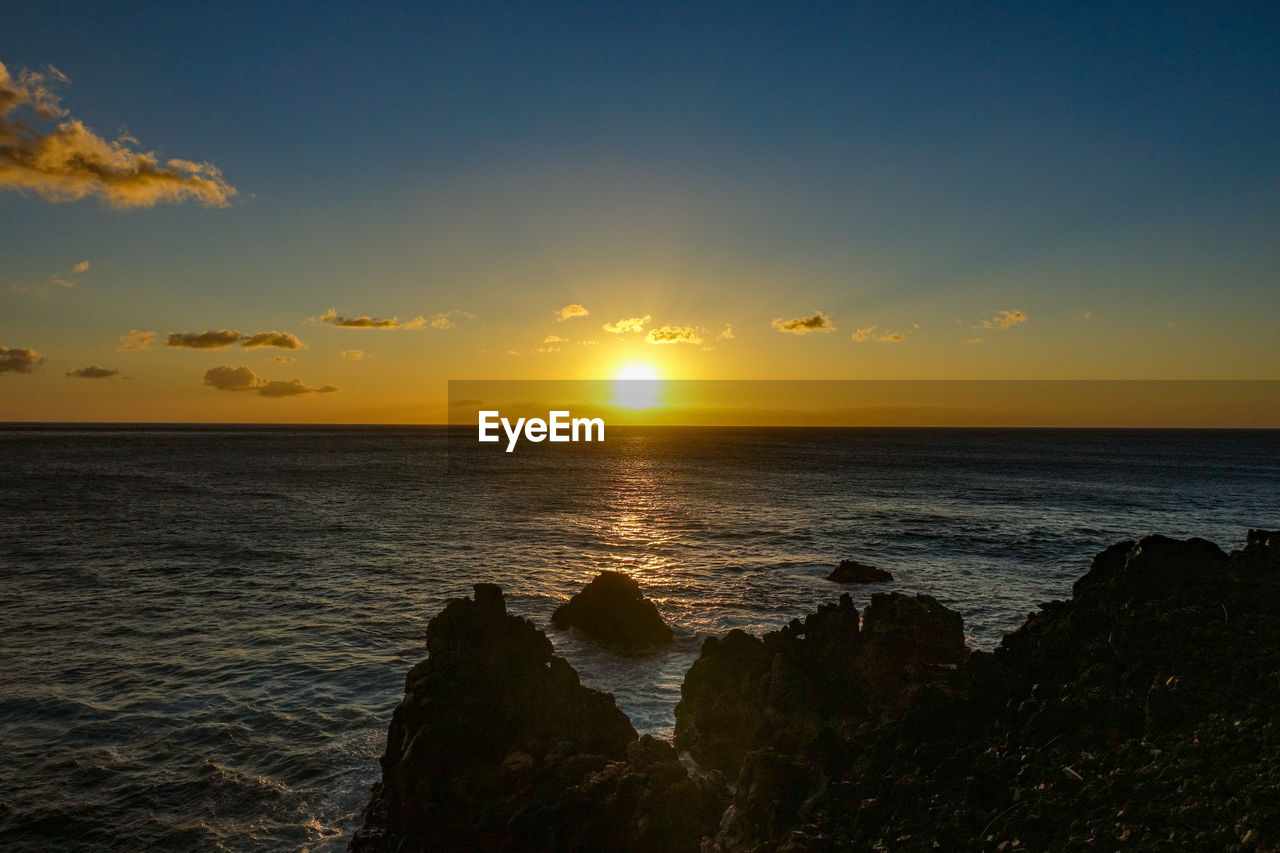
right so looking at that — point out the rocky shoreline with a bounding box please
[351,531,1280,852]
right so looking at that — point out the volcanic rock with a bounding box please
[349,583,637,851]
[825,558,893,584]
[552,571,673,650]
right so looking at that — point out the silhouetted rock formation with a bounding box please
[674,591,965,776]
[552,571,673,650]
[353,532,1280,852]
[825,558,893,584]
[349,583,638,851]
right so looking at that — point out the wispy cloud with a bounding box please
[0,62,236,208]
[979,309,1027,330]
[772,311,834,335]
[116,330,156,351]
[646,325,703,345]
[556,303,589,321]
[429,310,473,330]
[167,329,306,349]
[603,314,650,334]
[851,323,918,343]
[66,365,118,379]
[716,324,735,342]
[72,260,89,273]
[339,349,364,361]
[311,308,428,329]
[544,334,568,344]
[0,345,41,374]
[202,365,337,397]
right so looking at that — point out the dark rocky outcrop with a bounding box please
[552,571,673,650]
[825,558,893,584]
[354,532,1280,852]
[349,583,639,851]
[674,591,966,777]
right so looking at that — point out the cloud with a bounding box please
[117,329,156,351]
[167,329,307,349]
[202,365,337,397]
[603,314,650,334]
[556,303,589,321]
[167,329,242,349]
[0,345,42,374]
[0,61,236,209]
[313,308,429,329]
[716,324,735,341]
[241,331,305,350]
[544,334,568,344]
[72,260,89,273]
[646,325,703,345]
[339,349,364,360]
[967,338,983,344]
[980,309,1027,330]
[259,379,339,398]
[1082,312,1093,320]
[274,355,296,362]
[772,311,834,335]
[66,365,118,379]
[852,323,918,343]
[429,310,473,330]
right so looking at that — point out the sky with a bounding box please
[1,1,1278,423]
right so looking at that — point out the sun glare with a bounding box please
[612,362,662,409]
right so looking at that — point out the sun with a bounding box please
[612,362,662,408]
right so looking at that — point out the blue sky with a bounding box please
[1,1,1277,421]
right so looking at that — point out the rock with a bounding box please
[552,571,673,650]
[675,591,968,777]
[349,583,637,851]
[355,532,1280,853]
[825,559,893,584]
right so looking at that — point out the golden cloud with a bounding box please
[980,309,1027,330]
[66,365,118,379]
[646,325,703,345]
[167,329,306,349]
[116,330,156,351]
[339,349,364,361]
[0,62,236,209]
[0,345,41,373]
[852,323,917,343]
[429,310,473,330]
[202,365,337,397]
[556,303,589,321]
[544,334,568,344]
[167,329,243,349]
[241,331,305,350]
[313,308,427,329]
[603,314,650,334]
[772,311,834,335]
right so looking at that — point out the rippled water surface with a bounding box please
[2,426,1277,850]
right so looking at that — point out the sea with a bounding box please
[1,425,1276,851]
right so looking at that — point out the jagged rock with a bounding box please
[674,591,968,777]
[825,559,893,584]
[349,583,637,851]
[552,571,673,650]
[354,533,1280,853]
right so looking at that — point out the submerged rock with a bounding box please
[825,558,893,584]
[552,571,673,650]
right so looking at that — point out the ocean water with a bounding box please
[1,426,1276,851]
